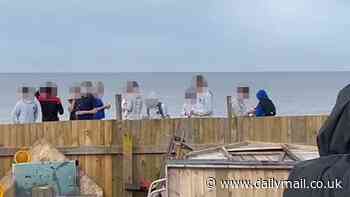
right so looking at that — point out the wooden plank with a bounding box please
[226,96,233,144]
[115,94,123,120]
[122,132,133,197]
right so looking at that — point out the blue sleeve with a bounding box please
[255,104,265,117]
[94,98,104,108]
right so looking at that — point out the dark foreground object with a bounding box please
[284,154,350,197]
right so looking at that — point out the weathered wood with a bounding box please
[226,96,233,144]
[115,94,123,120]
[0,115,329,197]
[122,133,133,197]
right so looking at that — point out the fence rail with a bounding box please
[0,115,328,197]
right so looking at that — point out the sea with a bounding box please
[0,72,347,123]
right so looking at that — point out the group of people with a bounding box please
[181,74,276,118]
[11,74,276,124]
[232,86,276,117]
[121,80,170,120]
[12,81,111,124]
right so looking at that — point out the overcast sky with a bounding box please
[1,0,350,72]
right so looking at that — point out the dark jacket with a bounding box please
[38,95,64,121]
[255,90,276,117]
[284,85,350,197]
[76,94,96,120]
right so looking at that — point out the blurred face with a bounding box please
[237,87,249,99]
[243,92,249,99]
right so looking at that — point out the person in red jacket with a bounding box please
[37,82,64,121]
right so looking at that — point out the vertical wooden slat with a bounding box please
[122,132,133,197]
[115,94,123,120]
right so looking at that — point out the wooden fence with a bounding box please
[0,115,328,197]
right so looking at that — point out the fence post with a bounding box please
[226,96,233,143]
[115,94,123,120]
[122,133,133,197]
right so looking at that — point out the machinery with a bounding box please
[13,161,80,197]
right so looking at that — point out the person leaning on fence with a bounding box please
[231,86,255,117]
[145,92,169,119]
[75,81,99,120]
[12,85,41,124]
[122,81,143,120]
[191,75,214,117]
[255,89,276,117]
[182,86,197,118]
[68,83,81,120]
[92,81,111,120]
[37,81,64,121]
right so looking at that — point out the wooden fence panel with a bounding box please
[0,115,328,197]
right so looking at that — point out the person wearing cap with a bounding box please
[145,92,169,119]
[12,85,41,124]
[122,81,143,120]
[92,81,111,120]
[192,75,214,117]
[232,86,255,117]
[37,82,64,121]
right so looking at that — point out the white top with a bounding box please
[122,95,143,120]
[12,98,41,124]
[231,97,255,116]
[192,91,213,117]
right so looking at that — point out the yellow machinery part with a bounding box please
[14,150,32,163]
[0,183,4,197]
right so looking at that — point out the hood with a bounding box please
[23,98,35,104]
[256,89,268,100]
[318,84,350,156]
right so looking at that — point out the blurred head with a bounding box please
[126,81,140,95]
[80,81,94,97]
[193,75,208,93]
[69,83,81,101]
[237,86,250,100]
[39,81,58,98]
[93,81,104,98]
[17,85,35,102]
[256,89,269,101]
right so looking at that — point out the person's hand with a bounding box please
[105,103,112,109]
[91,108,99,114]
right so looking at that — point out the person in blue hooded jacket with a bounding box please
[255,89,276,117]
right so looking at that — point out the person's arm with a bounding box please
[34,98,42,122]
[68,100,75,112]
[76,108,98,115]
[255,103,265,117]
[12,103,20,123]
[57,100,64,115]
[34,103,39,122]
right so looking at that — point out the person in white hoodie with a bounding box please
[12,85,41,124]
[145,92,169,119]
[122,81,143,120]
[191,75,213,117]
[182,86,197,118]
[231,86,255,117]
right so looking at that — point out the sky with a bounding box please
[1,0,350,72]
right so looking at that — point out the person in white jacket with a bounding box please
[145,92,169,119]
[182,86,197,118]
[12,85,41,124]
[191,75,213,117]
[231,86,255,117]
[122,81,143,120]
